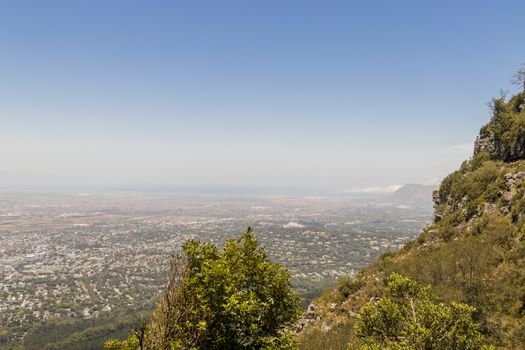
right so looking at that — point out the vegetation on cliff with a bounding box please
[299,75,525,350]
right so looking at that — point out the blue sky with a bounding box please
[1,0,524,191]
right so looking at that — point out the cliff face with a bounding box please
[432,165,525,225]
[474,133,499,155]
[473,132,525,162]
[298,90,525,350]
[471,92,525,162]
[430,91,525,231]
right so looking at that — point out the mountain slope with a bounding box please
[298,90,525,349]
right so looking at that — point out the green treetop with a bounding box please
[106,227,300,350]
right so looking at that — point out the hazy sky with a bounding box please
[1,1,524,192]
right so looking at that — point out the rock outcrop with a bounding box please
[433,170,525,223]
[474,134,498,156]
[473,132,525,162]
[472,92,525,162]
[295,303,320,333]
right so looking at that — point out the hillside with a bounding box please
[298,90,525,349]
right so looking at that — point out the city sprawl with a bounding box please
[0,191,432,340]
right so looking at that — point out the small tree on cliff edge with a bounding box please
[511,64,525,91]
[105,227,300,350]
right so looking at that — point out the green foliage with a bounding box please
[439,161,501,211]
[479,91,525,162]
[336,277,364,302]
[0,329,11,348]
[298,322,356,350]
[0,316,140,350]
[104,337,139,350]
[351,273,494,350]
[107,228,300,350]
[260,332,299,350]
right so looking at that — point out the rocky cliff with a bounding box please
[472,92,525,162]
[298,89,525,350]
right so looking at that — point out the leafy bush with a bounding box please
[351,273,494,350]
[106,228,300,350]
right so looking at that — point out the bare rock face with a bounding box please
[305,303,317,319]
[432,190,441,206]
[504,172,525,189]
[295,303,319,333]
[329,303,337,312]
[474,134,497,156]
[504,136,525,161]
[432,189,445,223]
[474,133,525,162]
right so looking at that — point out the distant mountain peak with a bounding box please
[390,183,436,203]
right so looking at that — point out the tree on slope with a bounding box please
[105,227,300,350]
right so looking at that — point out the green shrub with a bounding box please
[351,274,494,350]
[107,228,300,350]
